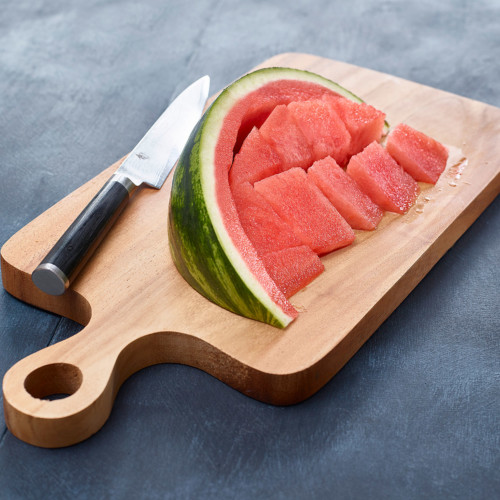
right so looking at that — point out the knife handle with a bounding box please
[32,174,138,295]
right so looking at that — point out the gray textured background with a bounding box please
[1,0,499,498]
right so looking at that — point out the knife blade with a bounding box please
[32,75,210,296]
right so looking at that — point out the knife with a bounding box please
[31,75,210,296]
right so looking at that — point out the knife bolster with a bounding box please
[111,173,139,195]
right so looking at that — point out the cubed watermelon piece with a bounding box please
[229,127,283,187]
[254,167,355,254]
[308,156,384,230]
[385,123,449,184]
[323,96,386,157]
[287,99,351,165]
[259,104,314,171]
[231,182,302,254]
[261,246,324,298]
[346,142,419,214]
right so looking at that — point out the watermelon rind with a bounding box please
[168,67,367,328]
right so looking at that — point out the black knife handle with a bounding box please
[32,174,138,295]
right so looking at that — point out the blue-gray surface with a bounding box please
[1,0,499,498]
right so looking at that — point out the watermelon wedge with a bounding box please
[231,181,303,254]
[229,127,282,187]
[259,104,314,171]
[287,99,351,165]
[254,167,355,255]
[168,67,364,328]
[346,141,419,214]
[323,95,386,157]
[232,183,324,298]
[261,246,324,299]
[385,123,449,184]
[308,156,384,230]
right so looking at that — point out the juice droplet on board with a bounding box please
[445,145,468,184]
[414,202,425,214]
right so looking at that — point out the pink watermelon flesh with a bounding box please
[234,80,344,154]
[385,123,449,184]
[346,141,419,214]
[259,104,314,171]
[231,183,325,298]
[254,167,355,254]
[229,127,283,187]
[215,80,347,324]
[323,96,386,157]
[308,156,384,230]
[261,246,324,298]
[287,99,351,165]
[231,182,303,254]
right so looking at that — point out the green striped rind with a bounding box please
[168,67,368,328]
[168,117,287,327]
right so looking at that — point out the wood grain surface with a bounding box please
[2,53,499,448]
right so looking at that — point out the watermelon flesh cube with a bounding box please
[254,167,355,254]
[346,141,419,214]
[385,123,449,184]
[259,104,314,171]
[308,156,384,230]
[287,99,351,165]
[229,127,283,187]
[231,182,303,254]
[261,246,324,298]
[323,96,385,157]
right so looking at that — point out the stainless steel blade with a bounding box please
[118,75,210,188]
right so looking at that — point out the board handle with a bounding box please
[2,326,125,448]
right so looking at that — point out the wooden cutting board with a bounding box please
[2,53,499,448]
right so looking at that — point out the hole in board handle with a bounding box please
[24,363,83,401]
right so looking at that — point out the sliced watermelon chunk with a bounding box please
[386,123,449,184]
[287,99,351,165]
[229,127,282,187]
[308,156,384,230]
[323,96,386,157]
[259,104,314,171]
[254,167,355,254]
[231,182,302,254]
[261,246,324,298]
[346,142,419,214]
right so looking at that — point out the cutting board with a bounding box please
[2,53,499,448]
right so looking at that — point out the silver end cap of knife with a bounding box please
[32,263,69,296]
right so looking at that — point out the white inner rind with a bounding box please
[199,68,360,327]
